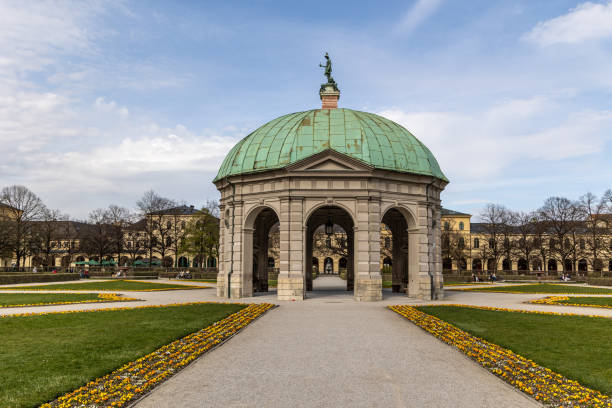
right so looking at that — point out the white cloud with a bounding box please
[379,97,612,184]
[396,0,443,33]
[523,1,612,46]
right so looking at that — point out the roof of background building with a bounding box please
[441,208,471,216]
[214,108,447,182]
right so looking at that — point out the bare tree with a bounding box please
[512,211,539,273]
[136,190,175,266]
[124,220,147,264]
[478,204,509,272]
[57,216,79,268]
[80,209,113,265]
[539,197,581,273]
[0,185,45,269]
[440,219,469,274]
[105,205,133,267]
[35,207,63,268]
[579,191,611,276]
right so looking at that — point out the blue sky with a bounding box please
[1,0,612,219]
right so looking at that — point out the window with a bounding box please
[458,237,465,249]
[181,221,186,229]
[384,237,391,249]
[443,222,450,230]
[166,237,172,246]
[579,238,585,250]
[473,238,479,248]
[166,220,172,229]
[489,238,495,248]
[459,221,464,231]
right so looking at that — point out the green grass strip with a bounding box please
[416,305,612,396]
[459,283,612,294]
[0,293,132,307]
[0,302,245,408]
[1,280,207,291]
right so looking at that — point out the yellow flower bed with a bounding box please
[0,293,139,308]
[390,304,612,407]
[39,302,275,408]
[530,296,612,309]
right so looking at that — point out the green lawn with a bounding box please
[558,296,612,307]
[1,280,207,291]
[417,305,612,395]
[0,293,117,307]
[169,279,216,283]
[0,303,245,407]
[461,283,612,294]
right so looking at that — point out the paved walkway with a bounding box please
[135,276,539,408]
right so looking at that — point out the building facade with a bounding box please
[441,209,612,275]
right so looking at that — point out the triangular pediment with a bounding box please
[285,149,374,172]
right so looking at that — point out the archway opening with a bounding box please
[381,208,410,293]
[306,206,354,292]
[472,258,482,271]
[548,259,557,271]
[249,207,280,293]
[502,258,511,271]
[178,256,189,267]
[323,257,334,274]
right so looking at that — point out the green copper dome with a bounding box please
[214,108,447,182]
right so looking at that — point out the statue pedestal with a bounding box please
[320,83,340,109]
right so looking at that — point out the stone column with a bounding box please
[354,198,382,301]
[305,226,313,291]
[277,198,305,300]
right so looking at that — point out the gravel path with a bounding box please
[135,276,539,408]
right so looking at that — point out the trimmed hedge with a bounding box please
[0,273,80,285]
[587,277,612,287]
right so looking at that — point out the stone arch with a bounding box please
[244,204,281,230]
[502,258,511,271]
[303,201,357,229]
[381,206,416,294]
[242,205,280,296]
[472,258,482,270]
[207,257,217,268]
[517,258,528,271]
[178,256,189,267]
[305,205,355,291]
[379,203,418,229]
[578,259,588,272]
[548,259,557,271]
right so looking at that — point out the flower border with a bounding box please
[0,279,209,292]
[36,302,275,407]
[529,296,612,309]
[0,293,140,308]
[390,304,612,407]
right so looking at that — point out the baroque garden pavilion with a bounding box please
[214,64,448,301]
